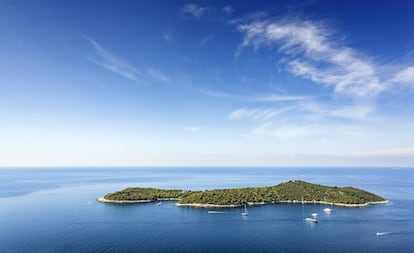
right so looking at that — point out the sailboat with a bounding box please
[241,204,248,216]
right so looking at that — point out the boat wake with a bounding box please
[207,211,230,214]
[376,231,391,236]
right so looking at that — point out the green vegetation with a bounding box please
[272,180,385,204]
[103,180,385,205]
[104,187,185,201]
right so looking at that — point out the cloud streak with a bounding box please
[229,107,293,121]
[87,38,140,82]
[199,34,216,46]
[232,17,414,141]
[252,122,315,138]
[222,5,234,15]
[203,90,311,102]
[238,19,385,97]
[148,68,170,82]
[298,102,373,120]
[393,67,414,86]
[181,4,209,18]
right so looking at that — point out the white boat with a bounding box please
[376,232,389,236]
[323,208,332,212]
[157,201,162,206]
[305,218,318,223]
[241,204,248,216]
[311,213,318,217]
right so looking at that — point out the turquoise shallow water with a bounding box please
[0,167,413,252]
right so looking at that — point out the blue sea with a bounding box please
[0,167,413,253]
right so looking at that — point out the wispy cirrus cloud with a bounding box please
[202,90,310,102]
[298,102,373,121]
[328,105,372,120]
[252,122,315,138]
[238,19,385,97]
[229,103,372,123]
[181,3,237,19]
[222,5,234,15]
[199,34,216,46]
[87,37,141,82]
[258,94,311,102]
[237,17,414,97]
[87,37,172,85]
[393,67,414,86]
[181,4,209,18]
[229,107,293,121]
[231,17,414,140]
[148,68,170,82]
[163,30,173,42]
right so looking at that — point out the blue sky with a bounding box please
[1,0,414,166]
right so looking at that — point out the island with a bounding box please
[98,180,387,207]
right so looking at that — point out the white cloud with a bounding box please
[163,32,172,42]
[148,68,170,82]
[393,67,414,85]
[252,122,314,138]
[181,4,208,18]
[162,26,174,42]
[238,20,385,97]
[87,37,140,82]
[199,34,215,46]
[299,102,373,120]
[229,108,258,120]
[184,126,201,133]
[222,5,234,15]
[229,107,293,121]
[258,94,311,102]
[202,90,310,102]
[329,105,372,120]
[233,17,414,144]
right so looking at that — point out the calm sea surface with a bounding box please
[0,167,413,253]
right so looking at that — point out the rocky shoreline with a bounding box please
[98,196,388,208]
[97,196,180,204]
[176,200,388,208]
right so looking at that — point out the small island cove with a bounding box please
[98,180,387,208]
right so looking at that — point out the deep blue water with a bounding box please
[0,167,413,253]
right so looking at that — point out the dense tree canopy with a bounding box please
[103,180,385,205]
[104,187,185,201]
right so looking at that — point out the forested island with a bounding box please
[98,180,387,207]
